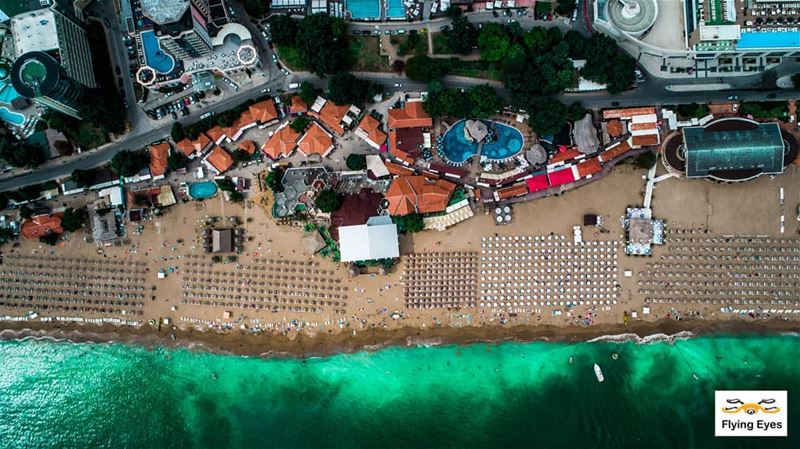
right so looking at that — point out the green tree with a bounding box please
[232,149,252,164]
[61,207,88,232]
[563,30,588,59]
[524,27,561,53]
[477,23,510,62]
[327,73,378,106]
[467,85,503,118]
[392,214,424,233]
[556,0,577,17]
[39,233,60,246]
[405,56,451,82]
[167,151,189,171]
[299,81,317,106]
[528,98,568,136]
[229,191,244,202]
[0,227,14,245]
[296,13,348,76]
[216,178,236,192]
[635,151,657,169]
[445,16,477,55]
[580,33,636,94]
[0,139,45,168]
[566,102,587,122]
[171,123,186,142]
[110,150,149,177]
[346,154,367,170]
[424,87,472,118]
[270,14,298,45]
[266,168,284,193]
[290,116,311,133]
[315,189,342,213]
[242,0,267,17]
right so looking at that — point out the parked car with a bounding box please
[397,29,406,34]
[634,68,646,84]
[200,111,215,119]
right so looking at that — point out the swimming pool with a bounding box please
[346,0,380,19]
[386,0,405,18]
[441,120,524,164]
[140,30,175,74]
[737,31,800,49]
[188,181,218,200]
[0,106,25,126]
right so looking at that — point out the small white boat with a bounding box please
[594,363,604,382]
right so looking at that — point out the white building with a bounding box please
[338,216,400,263]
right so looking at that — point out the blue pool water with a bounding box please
[737,31,800,49]
[0,82,20,103]
[189,182,218,200]
[0,106,25,126]
[346,0,380,19]
[140,31,175,74]
[441,120,524,164]
[386,0,405,18]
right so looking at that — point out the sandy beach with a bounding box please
[2,161,800,356]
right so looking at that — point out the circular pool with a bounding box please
[441,120,524,164]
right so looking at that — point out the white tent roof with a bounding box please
[339,216,399,262]
[366,154,390,178]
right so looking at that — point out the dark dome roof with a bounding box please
[10,51,61,99]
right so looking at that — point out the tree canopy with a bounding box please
[61,207,88,232]
[315,189,342,213]
[290,116,311,134]
[0,138,45,168]
[392,214,424,233]
[327,73,380,106]
[299,81,317,106]
[110,150,149,177]
[269,14,299,45]
[579,33,636,94]
[71,169,94,188]
[424,84,503,119]
[477,23,511,62]
[242,0,267,17]
[443,16,477,55]
[527,98,569,136]
[171,123,185,142]
[346,153,367,170]
[404,55,451,83]
[296,14,349,76]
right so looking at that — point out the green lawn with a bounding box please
[432,33,454,55]
[392,34,427,57]
[275,44,305,71]
[449,59,502,81]
[349,37,390,72]
[739,101,789,120]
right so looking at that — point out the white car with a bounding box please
[394,83,402,87]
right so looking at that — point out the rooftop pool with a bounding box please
[441,120,524,164]
[188,181,218,200]
[737,31,800,49]
[346,0,380,19]
[141,30,176,74]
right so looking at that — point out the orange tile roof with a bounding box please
[297,122,334,157]
[599,140,631,163]
[249,99,279,124]
[206,126,226,144]
[602,107,657,120]
[193,133,212,152]
[606,119,624,138]
[630,122,658,131]
[149,142,170,177]
[549,148,581,165]
[21,213,63,239]
[384,175,456,216]
[385,161,416,176]
[632,134,660,147]
[576,157,602,178]
[262,123,300,160]
[387,101,432,129]
[239,140,257,155]
[205,146,233,174]
[496,182,528,200]
[290,96,308,114]
[312,101,349,135]
[176,138,195,157]
[356,115,387,148]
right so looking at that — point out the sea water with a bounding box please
[0,335,798,448]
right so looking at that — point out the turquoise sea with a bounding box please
[0,335,798,448]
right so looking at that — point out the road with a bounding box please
[0,8,797,192]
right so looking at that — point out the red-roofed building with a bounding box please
[355,114,388,150]
[385,161,416,176]
[149,142,170,179]
[290,96,308,116]
[388,100,432,129]
[631,134,660,148]
[389,128,425,161]
[203,146,233,175]
[239,140,257,155]
[384,175,456,216]
[548,148,581,165]
[262,122,300,160]
[311,100,350,135]
[606,119,624,138]
[599,140,632,163]
[329,189,384,239]
[602,107,657,120]
[176,139,195,158]
[206,126,227,145]
[576,157,602,179]
[21,213,63,239]
[248,99,279,127]
[297,122,334,157]
[547,166,578,187]
[495,182,528,201]
[526,173,549,193]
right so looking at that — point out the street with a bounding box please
[0,6,797,192]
